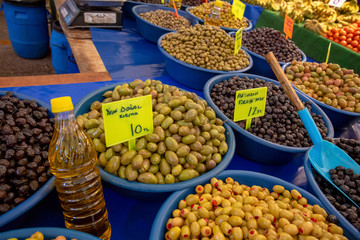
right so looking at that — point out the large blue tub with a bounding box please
[3,0,49,59]
[50,20,79,74]
[203,73,334,164]
[158,33,253,91]
[149,170,357,240]
[133,5,198,44]
[282,62,360,131]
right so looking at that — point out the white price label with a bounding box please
[84,12,116,24]
[328,0,346,8]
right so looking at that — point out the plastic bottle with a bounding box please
[205,0,223,27]
[48,97,111,240]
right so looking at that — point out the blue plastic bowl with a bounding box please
[149,169,355,239]
[203,73,334,164]
[133,5,198,44]
[0,91,55,228]
[123,0,163,19]
[304,152,360,239]
[185,6,253,32]
[73,82,235,200]
[282,62,360,131]
[0,227,101,240]
[157,33,253,90]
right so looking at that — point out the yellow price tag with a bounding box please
[325,42,332,64]
[234,27,243,55]
[233,87,267,129]
[232,0,246,20]
[102,95,154,148]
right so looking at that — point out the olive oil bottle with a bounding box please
[48,97,111,240]
[204,0,223,27]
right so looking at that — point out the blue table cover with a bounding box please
[0,15,359,239]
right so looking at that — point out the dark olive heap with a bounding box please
[210,76,328,147]
[242,27,302,62]
[313,166,360,230]
[182,0,201,6]
[139,9,191,31]
[329,166,360,206]
[325,137,360,164]
[0,92,53,214]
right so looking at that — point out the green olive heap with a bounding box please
[285,61,360,113]
[77,79,229,184]
[139,9,191,31]
[161,25,250,71]
[189,2,248,29]
[164,177,348,240]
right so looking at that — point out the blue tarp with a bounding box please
[0,8,359,239]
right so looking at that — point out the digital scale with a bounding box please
[59,0,126,29]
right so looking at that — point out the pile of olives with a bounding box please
[161,25,250,71]
[164,177,347,239]
[0,92,53,214]
[78,79,229,184]
[182,0,202,6]
[139,9,191,31]
[189,2,248,29]
[285,62,360,113]
[242,27,303,63]
[210,76,328,147]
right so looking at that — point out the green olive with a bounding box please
[105,156,120,174]
[121,150,137,165]
[165,137,179,151]
[178,169,199,181]
[138,172,158,184]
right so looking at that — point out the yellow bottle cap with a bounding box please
[51,96,74,113]
[215,0,223,7]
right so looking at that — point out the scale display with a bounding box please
[59,0,124,29]
[59,0,80,26]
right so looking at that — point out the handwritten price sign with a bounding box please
[234,27,243,55]
[283,14,294,39]
[102,95,153,148]
[232,0,246,20]
[233,87,267,129]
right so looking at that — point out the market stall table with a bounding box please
[0,16,359,240]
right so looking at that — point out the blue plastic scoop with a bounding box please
[265,52,360,208]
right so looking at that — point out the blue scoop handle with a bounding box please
[265,52,323,146]
[298,109,322,147]
[266,52,360,209]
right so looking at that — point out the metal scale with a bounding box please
[59,0,126,29]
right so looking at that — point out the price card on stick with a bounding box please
[234,27,243,55]
[328,0,346,8]
[102,95,154,150]
[232,0,246,20]
[233,87,267,130]
[283,14,294,39]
